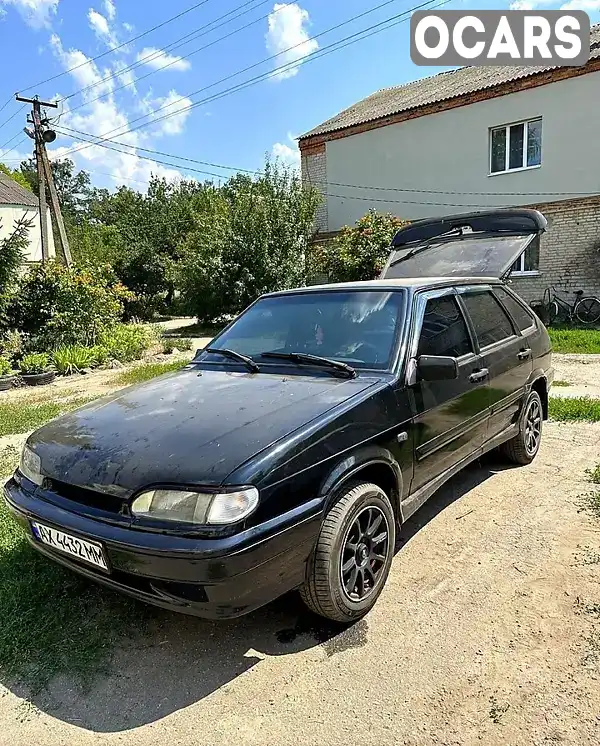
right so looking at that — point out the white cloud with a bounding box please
[122,20,133,32]
[103,0,115,21]
[509,1,534,7]
[140,90,193,136]
[112,59,136,91]
[88,8,118,47]
[136,46,191,73]
[0,0,59,28]
[265,3,318,81]
[561,0,600,8]
[47,34,186,188]
[271,133,300,170]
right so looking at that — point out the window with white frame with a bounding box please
[510,235,540,275]
[490,118,542,174]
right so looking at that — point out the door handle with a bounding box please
[469,368,489,383]
[517,348,532,360]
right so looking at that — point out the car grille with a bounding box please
[47,478,128,516]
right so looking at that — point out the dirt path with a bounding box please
[0,420,599,745]
[552,354,600,398]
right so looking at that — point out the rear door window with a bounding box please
[417,295,473,358]
[493,287,535,332]
[461,291,515,348]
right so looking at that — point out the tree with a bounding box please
[19,157,92,224]
[0,162,32,191]
[314,210,409,283]
[176,161,321,322]
[0,216,32,335]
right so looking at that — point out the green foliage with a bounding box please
[0,331,23,364]
[19,353,50,375]
[18,158,92,225]
[52,346,96,375]
[553,380,571,387]
[177,162,321,322]
[0,217,32,335]
[8,261,132,348]
[548,327,600,354]
[0,357,11,376]
[89,344,109,366]
[115,359,188,386]
[99,323,153,363]
[161,336,193,353]
[0,163,31,191]
[313,210,408,283]
[549,396,600,422]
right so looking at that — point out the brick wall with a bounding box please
[301,147,328,233]
[508,196,600,304]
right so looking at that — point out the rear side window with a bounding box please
[461,291,515,347]
[493,287,535,332]
[417,296,473,357]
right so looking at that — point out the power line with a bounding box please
[61,0,274,108]
[19,0,217,93]
[0,94,15,116]
[56,0,416,160]
[0,134,28,158]
[53,124,509,208]
[0,103,27,133]
[55,122,600,203]
[56,123,600,198]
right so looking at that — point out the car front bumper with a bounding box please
[3,477,321,619]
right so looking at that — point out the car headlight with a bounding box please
[20,444,43,486]
[131,487,259,525]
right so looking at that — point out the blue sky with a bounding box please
[0,0,597,189]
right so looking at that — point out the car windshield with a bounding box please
[202,290,405,371]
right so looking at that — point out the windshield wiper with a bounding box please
[261,351,356,379]
[203,347,260,373]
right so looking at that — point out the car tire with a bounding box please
[300,481,396,623]
[500,390,543,465]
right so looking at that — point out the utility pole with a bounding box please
[16,95,72,266]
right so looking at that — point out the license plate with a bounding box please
[31,521,108,571]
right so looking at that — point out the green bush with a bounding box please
[312,210,409,283]
[0,357,11,376]
[99,324,152,363]
[8,261,133,349]
[161,336,193,353]
[52,346,96,376]
[19,353,50,375]
[0,331,23,364]
[89,345,109,366]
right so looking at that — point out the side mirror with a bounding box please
[417,355,459,381]
[194,348,204,358]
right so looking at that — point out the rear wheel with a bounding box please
[500,390,543,465]
[300,481,395,622]
[575,297,600,325]
[547,300,561,325]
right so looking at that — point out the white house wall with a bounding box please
[312,70,600,231]
[0,204,55,261]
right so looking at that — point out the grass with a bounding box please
[586,463,600,485]
[0,445,19,477]
[0,397,95,437]
[548,327,600,354]
[549,396,600,422]
[553,380,571,387]
[0,502,152,692]
[115,359,189,386]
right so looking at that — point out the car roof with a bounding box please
[264,277,501,297]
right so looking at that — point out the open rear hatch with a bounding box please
[381,209,547,281]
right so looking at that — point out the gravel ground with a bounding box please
[0,420,599,745]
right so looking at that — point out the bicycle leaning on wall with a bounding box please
[543,285,600,325]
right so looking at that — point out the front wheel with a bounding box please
[300,482,396,622]
[575,297,600,325]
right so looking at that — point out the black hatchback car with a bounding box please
[4,209,554,623]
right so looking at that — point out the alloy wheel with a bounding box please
[524,398,542,456]
[340,506,390,602]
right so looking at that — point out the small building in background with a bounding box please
[0,171,55,261]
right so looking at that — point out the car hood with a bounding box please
[27,366,382,497]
